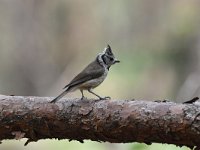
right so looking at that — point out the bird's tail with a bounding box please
[50,90,69,103]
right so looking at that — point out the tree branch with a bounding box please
[0,95,200,148]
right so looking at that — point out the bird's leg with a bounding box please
[80,90,85,100]
[88,89,110,100]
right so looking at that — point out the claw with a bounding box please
[81,96,87,100]
[105,96,111,99]
[99,96,111,100]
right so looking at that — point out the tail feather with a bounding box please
[50,90,69,103]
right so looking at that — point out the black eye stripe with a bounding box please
[101,54,107,65]
[101,54,114,66]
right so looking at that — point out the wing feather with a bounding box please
[63,60,104,89]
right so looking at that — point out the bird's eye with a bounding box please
[110,57,114,61]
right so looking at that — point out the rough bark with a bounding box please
[0,95,200,148]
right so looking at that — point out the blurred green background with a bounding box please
[0,0,200,150]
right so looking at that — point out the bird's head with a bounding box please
[97,45,120,70]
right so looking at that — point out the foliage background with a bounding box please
[0,0,200,150]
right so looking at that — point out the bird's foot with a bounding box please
[81,96,87,100]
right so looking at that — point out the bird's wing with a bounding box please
[63,61,105,89]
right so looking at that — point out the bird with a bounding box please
[50,45,120,103]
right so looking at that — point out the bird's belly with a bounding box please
[80,72,107,89]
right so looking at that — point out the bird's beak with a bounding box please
[114,59,120,63]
